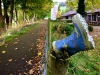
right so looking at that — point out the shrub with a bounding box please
[98,23,100,26]
[64,24,74,36]
[88,25,93,32]
[66,19,72,23]
[52,24,58,33]
[52,23,74,36]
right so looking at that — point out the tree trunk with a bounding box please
[27,15,30,24]
[3,2,9,29]
[23,11,26,25]
[15,8,18,25]
[9,0,14,29]
[6,14,9,29]
[35,14,37,21]
[77,0,85,17]
[32,13,35,22]
[0,0,5,32]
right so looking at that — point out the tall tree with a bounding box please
[9,0,14,28]
[77,0,85,17]
[3,0,10,29]
[0,0,52,32]
[0,0,3,30]
[0,0,6,31]
[66,0,100,11]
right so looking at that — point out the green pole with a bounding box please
[48,18,51,50]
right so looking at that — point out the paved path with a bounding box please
[0,21,47,75]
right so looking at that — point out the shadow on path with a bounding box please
[0,21,47,75]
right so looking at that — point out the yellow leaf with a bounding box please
[29,69,34,75]
[8,59,12,62]
[2,51,6,54]
[27,60,33,65]
[38,52,42,56]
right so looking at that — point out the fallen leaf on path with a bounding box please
[29,69,34,75]
[5,45,7,47]
[22,58,25,60]
[38,52,42,56]
[14,42,18,44]
[18,73,21,75]
[27,26,46,75]
[15,48,18,50]
[27,60,33,65]
[15,38,18,39]
[8,59,12,62]
[2,51,6,54]
[23,72,28,75]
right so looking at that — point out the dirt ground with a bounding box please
[89,26,100,40]
[0,21,47,75]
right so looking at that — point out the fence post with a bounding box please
[46,19,69,75]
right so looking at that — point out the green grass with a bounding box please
[67,39,100,75]
[68,51,100,75]
[4,23,38,42]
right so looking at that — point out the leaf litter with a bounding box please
[27,26,46,75]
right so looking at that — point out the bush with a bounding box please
[64,24,74,36]
[88,25,93,32]
[52,23,74,36]
[66,19,72,23]
[98,23,100,26]
[52,24,58,33]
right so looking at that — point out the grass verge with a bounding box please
[0,23,39,45]
[68,39,100,75]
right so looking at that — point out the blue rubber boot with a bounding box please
[52,13,95,56]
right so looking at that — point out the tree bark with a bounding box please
[9,0,14,29]
[32,13,35,22]
[23,10,26,24]
[0,0,5,31]
[3,2,9,29]
[77,0,85,17]
[15,8,18,25]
